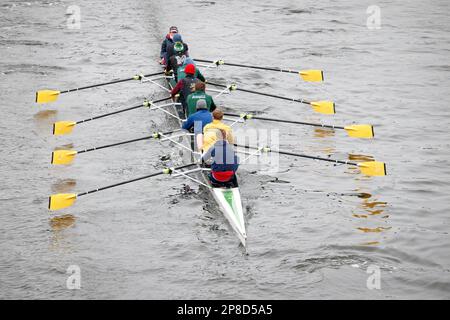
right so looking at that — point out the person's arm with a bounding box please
[209,96,217,112]
[182,115,194,131]
[165,57,173,73]
[227,129,235,144]
[184,43,189,57]
[202,141,214,161]
[197,69,206,82]
[159,38,167,59]
[171,79,184,97]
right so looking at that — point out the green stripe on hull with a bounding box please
[223,190,242,228]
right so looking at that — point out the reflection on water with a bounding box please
[357,226,391,233]
[51,178,77,193]
[33,110,58,134]
[348,154,375,162]
[361,241,380,246]
[49,214,76,251]
[50,214,76,231]
[33,110,57,120]
[54,143,74,150]
[313,127,335,138]
[362,201,387,209]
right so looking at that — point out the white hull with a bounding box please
[200,172,247,247]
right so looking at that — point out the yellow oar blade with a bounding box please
[36,90,60,103]
[51,150,77,165]
[310,101,335,115]
[49,193,77,210]
[358,161,387,176]
[299,70,324,82]
[53,121,76,135]
[344,125,374,139]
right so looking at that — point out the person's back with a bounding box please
[202,129,239,187]
[202,109,234,153]
[186,82,216,116]
[166,42,188,80]
[166,34,189,62]
[182,99,212,133]
[177,58,204,82]
[171,64,202,114]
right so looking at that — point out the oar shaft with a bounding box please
[207,81,310,105]
[76,96,171,124]
[60,71,164,94]
[235,144,357,166]
[77,163,195,197]
[223,113,344,130]
[77,130,177,154]
[195,59,298,74]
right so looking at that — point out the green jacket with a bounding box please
[186,90,217,116]
[177,67,205,82]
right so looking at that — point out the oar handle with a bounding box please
[77,163,196,197]
[76,96,171,124]
[195,59,299,74]
[206,81,310,105]
[224,113,344,130]
[60,71,164,94]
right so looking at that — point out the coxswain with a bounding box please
[171,63,204,114]
[160,26,178,65]
[200,109,234,153]
[202,129,239,188]
[186,82,217,117]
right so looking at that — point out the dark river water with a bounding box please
[1,0,449,299]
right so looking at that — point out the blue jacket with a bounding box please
[182,109,212,133]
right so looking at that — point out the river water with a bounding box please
[1,0,449,299]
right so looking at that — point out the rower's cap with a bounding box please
[174,42,184,53]
[185,63,195,75]
[172,34,182,42]
[196,99,207,110]
[169,26,178,33]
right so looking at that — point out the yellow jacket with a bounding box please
[202,120,235,152]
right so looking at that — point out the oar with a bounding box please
[49,163,196,210]
[53,97,171,135]
[224,112,373,139]
[235,144,387,176]
[51,130,180,165]
[206,81,335,115]
[36,71,164,104]
[195,59,324,82]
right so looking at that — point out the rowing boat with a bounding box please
[43,48,387,249]
[165,73,247,247]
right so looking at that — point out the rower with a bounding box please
[160,26,178,65]
[166,33,189,63]
[171,63,205,114]
[186,82,217,117]
[177,57,203,81]
[202,129,239,188]
[165,42,188,81]
[182,99,213,151]
[200,109,235,153]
